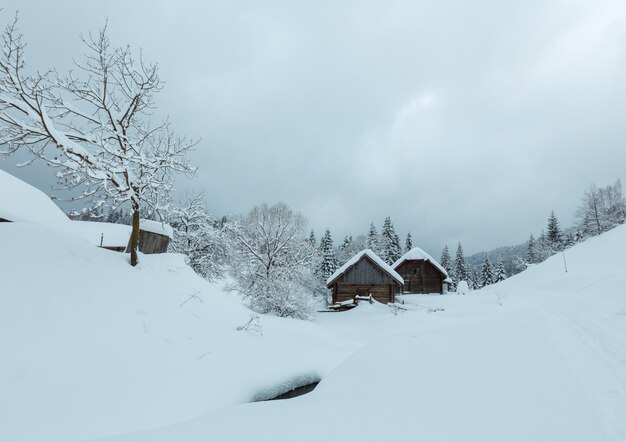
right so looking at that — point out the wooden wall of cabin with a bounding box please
[125,231,170,254]
[333,283,395,304]
[395,260,443,294]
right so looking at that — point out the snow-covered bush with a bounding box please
[227,202,322,319]
[169,191,231,281]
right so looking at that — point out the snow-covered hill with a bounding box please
[0,222,343,442]
[2,175,625,441]
[94,225,626,442]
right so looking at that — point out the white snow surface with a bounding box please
[2,208,626,441]
[393,246,450,279]
[0,168,69,226]
[72,220,132,247]
[326,248,404,286]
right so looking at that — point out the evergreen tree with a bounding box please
[318,229,338,281]
[471,268,481,290]
[367,223,380,254]
[380,217,402,265]
[526,234,537,264]
[454,242,470,284]
[440,245,454,282]
[481,256,494,287]
[494,258,507,283]
[405,232,413,253]
[307,230,316,247]
[339,235,352,251]
[546,210,563,251]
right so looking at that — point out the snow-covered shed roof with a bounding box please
[327,249,404,287]
[0,169,70,227]
[140,219,173,239]
[392,247,451,282]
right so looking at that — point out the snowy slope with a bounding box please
[0,168,69,226]
[96,225,626,442]
[0,222,344,442]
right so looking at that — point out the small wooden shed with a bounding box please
[392,247,451,294]
[326,249,404,304]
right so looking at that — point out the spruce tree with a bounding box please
[308,230,316,247]
[405,232,413,253]
[494,258,507,283]
[471,268,481,290]
[546,210,563,251]
[440,245,454,282]
[318,229,338,281]
[481,256,494,287]
[526,234,537,264]
[380,217,402,265]
[454,242,469,284]
[367,223,380,253]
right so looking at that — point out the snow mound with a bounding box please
[72,220,132,247]
[0,168,69,227]
[0,222,340,442]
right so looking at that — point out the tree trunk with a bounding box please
[130,206,140,266]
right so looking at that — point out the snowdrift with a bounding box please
[0,222,341,442]
[96,225,626,442]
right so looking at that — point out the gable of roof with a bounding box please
[392,247,450,281]
[326,249,404,287]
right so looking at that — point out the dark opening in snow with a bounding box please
[252,374,321,402]
[264,382,319,401]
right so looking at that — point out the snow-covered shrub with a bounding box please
[169,191,231,281]
[227,202,322,319]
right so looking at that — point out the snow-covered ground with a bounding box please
[2,209,626,441]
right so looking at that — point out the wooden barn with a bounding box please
[326,249,404,304]
[392,247,451,294]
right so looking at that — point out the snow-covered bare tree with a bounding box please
[227,202,320,319]
[169,190,230,281]
[0,19,196,266]
[576,180,625,238]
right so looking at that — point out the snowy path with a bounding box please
[525,292,626,440]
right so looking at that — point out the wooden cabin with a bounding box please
[392,247,451,294]
[326,249,404,304]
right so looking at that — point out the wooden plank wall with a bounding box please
[395,260,443,294]
[338,256,394,284]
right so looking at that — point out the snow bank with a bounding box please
[72,220,132,247]
[0,168,69,227]
[0,222,342,442]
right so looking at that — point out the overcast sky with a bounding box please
[2,0,626,256]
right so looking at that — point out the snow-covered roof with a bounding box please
[72,221,132,247]
[327,249,404,286]
[392,247,450,280]
[0,168,70,227]
[140,219,173,239]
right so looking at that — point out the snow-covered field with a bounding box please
[2,205,626,440]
